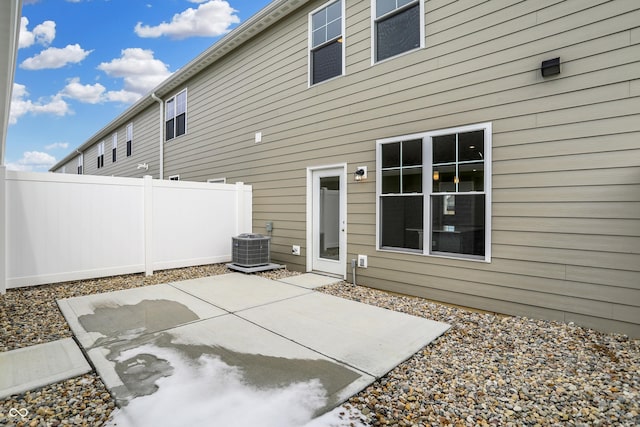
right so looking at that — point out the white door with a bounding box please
[310,167,346,277]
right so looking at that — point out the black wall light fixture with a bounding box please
[541,57,561,77]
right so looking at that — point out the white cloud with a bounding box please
[20,44,92,70]
[6,151,57,171]
[103,90,144,104]
[9,83,71,125]
[60,77,106,104]
[45,142,70,151]
[134,0,239,39]
[98,48,172,99]
[19,17,56,49]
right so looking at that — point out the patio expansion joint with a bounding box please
[166,281,315,317]
[232,296,377,379]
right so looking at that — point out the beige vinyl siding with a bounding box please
[162,0,639,335]
[55,0,639,335]
[78,105,160,179]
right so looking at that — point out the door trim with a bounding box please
[306,164,347,279]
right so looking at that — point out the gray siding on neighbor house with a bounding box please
[53,0,640,336]
[56,105,161,179]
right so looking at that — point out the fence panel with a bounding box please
[0,169,251,292]
[151,180,252,271]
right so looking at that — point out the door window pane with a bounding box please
[319,176,340,260]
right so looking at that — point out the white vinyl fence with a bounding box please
[0,166,252,293]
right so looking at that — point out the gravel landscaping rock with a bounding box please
[320,282,640,427]
[1,265,638,426]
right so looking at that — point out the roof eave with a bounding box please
[1,0,23,167]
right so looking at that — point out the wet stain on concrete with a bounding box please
[77,299,363,412]
[115,352,174,397]
[78,299,199,345]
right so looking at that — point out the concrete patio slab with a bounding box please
[277,273,344,289]
[0,338,91,399]
[87,314,374,410]
[169,273,312,312]
[239,292,451,377]
[57,283,226,348]
[55,273,450,425]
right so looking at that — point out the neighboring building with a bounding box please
[51,0,640,336]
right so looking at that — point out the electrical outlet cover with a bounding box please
[358,254,368,268]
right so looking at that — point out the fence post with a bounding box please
[0,166,6,294]
[235,182,245,236]
[144,175,153,276]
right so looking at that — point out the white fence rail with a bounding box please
[0,167,252,293]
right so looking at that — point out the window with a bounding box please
[77,154,83,174]
[373,0,423,62]
[377,123,492,261]
[309,0,344,85]
[126,123,133,157]
[112,133,117,163]
[97,142,105,169]
[168,175,180,181]
[379,139,424,250]
[165,90,187,141]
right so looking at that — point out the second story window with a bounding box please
[126,123,133,157]
[165,90,187,141]
[112,132,117,163]
[373,0,423,62]
[309,0,344,85]
[97,142,105,169]
[77,154,83,174]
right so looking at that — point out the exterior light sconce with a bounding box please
[541,57,561,77]
[354,166,367,181]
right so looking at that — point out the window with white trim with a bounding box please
[77,154,83,174]
[373,0,423,62]
[112,132,117,163]
[165,90,187,141]
[126,123,133,157]
[377,123,491,261]
[97,142,105,169]
[309,0,344,85]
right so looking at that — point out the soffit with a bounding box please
[0,0,22,166]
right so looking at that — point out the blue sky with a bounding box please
[7,0,271,171]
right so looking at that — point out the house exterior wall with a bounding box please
[52,0,640,336]
[54,104,161,178]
